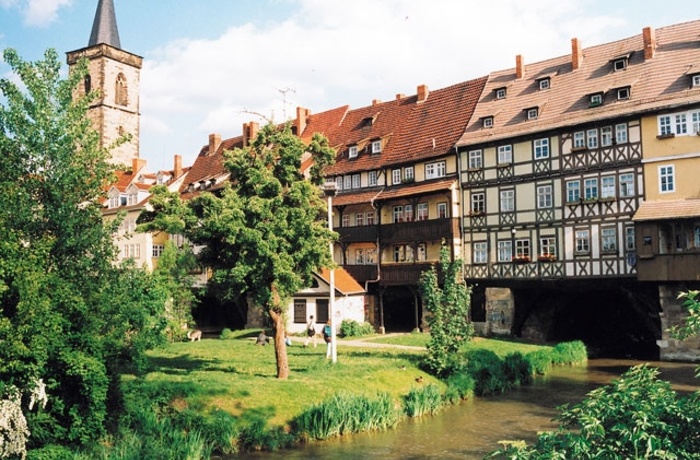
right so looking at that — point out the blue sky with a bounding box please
[1,0,697,171]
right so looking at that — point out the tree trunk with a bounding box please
[268,308,289,379]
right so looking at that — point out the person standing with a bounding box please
[323,319,333,359]
[304,315,317,348]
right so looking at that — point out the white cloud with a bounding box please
[137,0,629,169]
[10,0,73,27]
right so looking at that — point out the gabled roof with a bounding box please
[317,268,365,295]
[457,20,700,147]
[632,198,700,221]
[179,135,244,196]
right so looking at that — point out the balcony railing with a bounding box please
[636,253,700,282]
[380,263,436,285]
[342,264,378,285]
[380,218,459,244]
[336,225,378,243]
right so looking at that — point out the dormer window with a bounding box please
[616,87,631,100]
[526,107,539,120]
[589,93,604,107]
[371,140,382,154]
[691,74,700,88]
[349,145,358,158]
[482,116,494,128]
[495,87,507,99]
[537,77,551,90]
[610,53,631,72]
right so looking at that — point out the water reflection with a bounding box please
[237,360,698,460]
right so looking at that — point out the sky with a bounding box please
[1,0,697,171]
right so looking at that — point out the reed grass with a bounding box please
[402,384,444,417]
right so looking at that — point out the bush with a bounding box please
[550,341,587,365]
[443,372,475,404]
[339,320,374,337]
[525,350,552,375]
[402,384,443,417]
[502,352,533,386]
[465,349,508,396]
[219,328,236,340]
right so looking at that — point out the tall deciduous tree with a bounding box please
[0,48,167,448]
[140,123,336,379]
[419,243,473,376]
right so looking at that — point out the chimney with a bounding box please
[208,133,221,156]
[571,37,583,70]
[131,157,146,174]
[372,99,382,105]
[243,121,260,145]
[296,107,310,136]
[516,54,525,79]
[643,26,656,60]
[173,154,182,178]
[396,93,405,100]
[416,84,429,103]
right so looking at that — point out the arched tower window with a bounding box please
[84,74,91,94]
[115,73,128,106]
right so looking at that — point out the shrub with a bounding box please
[402,384,444,417]
[238,417,294,452]
[443,372,475,404]
[550,341,587,365]
[502,352,533,386]
[219,328,236,340]
[339,320,374,337]
[465,349,508,396]
[525,350,552,375]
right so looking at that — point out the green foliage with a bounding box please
[219,328,236,339]
[465,349,508,396]
[402,384,444,417]
[238,418,294,452]
[525,349,553,375]
[0,48,168,450]
[419,244,473,377]
[490,365,700,459]
[339,319,374,337]
[293,392,401,441]
[550,341,588,365]
[443,372,475,404]
[502,352,533,386]
[671,290,700,340]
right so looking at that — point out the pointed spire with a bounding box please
[88,0,121,49]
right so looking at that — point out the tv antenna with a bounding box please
[277,87,296,120]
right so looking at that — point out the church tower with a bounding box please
[66,0,142,166]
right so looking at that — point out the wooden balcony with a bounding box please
[379,263,436,285]
[342,264,378,285]
[380,218,460,244]
[337,225,378,244]
[636,253,700,282]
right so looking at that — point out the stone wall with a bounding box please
[657,284,700,362]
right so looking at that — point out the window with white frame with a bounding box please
[515,239,530,258]
[404,204,414,222]
[471,192,485,214]
[482,117,494,128]
[613,59,627,71]
[405,245,415,263]
[425,161,446,179]
[575,230,590,253]
[495,88,507,99]
[468,150,483,169]
[659,109,700,136]
[625,226,635,250]
[587,129,598,149]
[416,203,428,221]
[437,202,448,219]
[371,140,382,153]
[392,206,404,223]
[527,108,539,120]
[393,245,406,262]
[619,173,634,197]
[601,227,617,252]
[659,115,672,136]
[617,87,630,100]
[124,243,141,259]
[692,111,700,134]
[615,123,628,143]
[584,178,598,200]
[540,236,556,257]
[417,243,427,262]
[392,169,401,185]
[500,189,515,212]
[343,175,352,189]
[497,145,513,164]
[336,176,343,190]
[366,211,375,225]
[675,113,688,135]
[349,145,358,158]
[404,166,414,181]
[573,131,585,149]
[590,93,603,106]
[566,180,581,203]
[352,174,361,188]
[601,176,616,199]
[152,244,165,258]
[127,193,138,206]
[600,126,613,146]
[693,75,700,87]
[537,185,552,208]
[366,248,377,264]
[473,242,488,264]
[659,165,675,193]
[355,212,364,226]
[109,195,120,208]
[534,138,549,159]
[498,240,513,262]
[355,249,365,264]
[342,214,350,227]
[368,170,377,187]
[538,78,550,90]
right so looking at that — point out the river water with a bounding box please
[239,359,698,460]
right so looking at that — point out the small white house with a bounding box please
[245,268,367,334]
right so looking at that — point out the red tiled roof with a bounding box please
[317,267,365,294]
[332,188,384,207]
[458,20,700,147]
[377,177,456,201]
[632,198,700,221]
[179,136,244,194]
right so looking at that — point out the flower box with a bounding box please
[537,254,557,262]
[512,256,530,264]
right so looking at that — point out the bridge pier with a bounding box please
[656,284,700,362]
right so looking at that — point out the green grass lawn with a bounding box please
[132,330,553,428]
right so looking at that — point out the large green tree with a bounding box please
[0,48,167,448]
[139,123,336,379]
